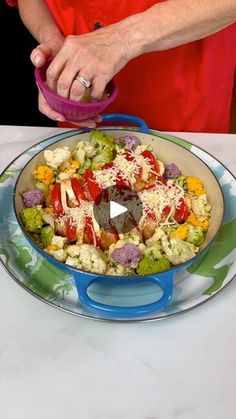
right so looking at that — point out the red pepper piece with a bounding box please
[101,162,131,188]
[141,150,159,172]
[51,182,64,216]
[84,216,101,247]
[71,177,87,203]
[83,169,102,202]
[66,217,77,242]
[163,205,171,216]
[175,198,190,223]
[122,151,135,161]
[101,162,114,170]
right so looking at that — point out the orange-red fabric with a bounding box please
[6,0,236,132]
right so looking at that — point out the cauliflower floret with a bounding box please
[47,248,67,262]
[44,147,71,169]
[106,262,134,276]
[51,235,67,249]
[191,194,211,221]
[161,235,197,265]
[143,242,162,260]
[66,244,107,274]
[145,227,165,246]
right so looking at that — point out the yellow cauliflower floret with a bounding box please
[187,213,209,230]
[59,158,80,175]
[34,165,55,186]
[187,176,206,197]
[171,225,189,240]
[45,244,60,251]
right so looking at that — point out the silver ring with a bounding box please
[75,75,91,89]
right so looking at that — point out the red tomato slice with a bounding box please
[51,182,64,216]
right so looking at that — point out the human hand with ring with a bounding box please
[44,22,134,104]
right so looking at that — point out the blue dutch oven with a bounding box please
[13,114,224,318]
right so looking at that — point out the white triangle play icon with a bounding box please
[110,201,128,219]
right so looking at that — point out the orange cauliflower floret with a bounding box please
[34,165,55,186]
[187,176,206,197]
[171,224,189,240]
[187,213,209,230]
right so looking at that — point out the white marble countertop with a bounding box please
[0,126,236,419]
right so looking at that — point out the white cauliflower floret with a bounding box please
[57,172,70,181]
[51,235,67,249]
[135,144,152,154]
[161,236,197,265]
[66,244,107,274]
[106,262,134,276]
[191,194,211,221]
[145,227,165,246]
[44,147,71,169]
[47,248,67,262]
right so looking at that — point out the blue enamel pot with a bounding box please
[13,113,224,319]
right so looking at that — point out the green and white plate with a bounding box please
[0,129,236,322]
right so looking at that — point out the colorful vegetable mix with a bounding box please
[20,130,211,275]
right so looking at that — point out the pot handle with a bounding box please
[102,113,149,133]
[73,270,174,318]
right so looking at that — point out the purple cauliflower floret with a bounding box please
[116,135,140,151]
[111,243,142,268]
[22,189,44,208]
[164,163,182,179]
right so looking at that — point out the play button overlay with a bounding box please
[110,201,127,218]
[93,185,143,235]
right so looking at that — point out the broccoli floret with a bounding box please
[137,256,171,275]
[90,130,116,163]
[186,225,205,246]
[21,207,43,233]
[40,226,54,247]
[174,175,188,190]
[92,147,114,164]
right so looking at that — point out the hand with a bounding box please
[45,24,132,102]
[37,90,102,127]
[31,37,103,127]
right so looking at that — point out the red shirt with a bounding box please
[7,0,236,132]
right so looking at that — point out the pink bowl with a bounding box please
[35,61,119,122]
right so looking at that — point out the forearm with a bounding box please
[119,0,236,57]
[18,0,63,45]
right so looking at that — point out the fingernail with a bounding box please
[34,55,41,66]
[55,117,65,122]
[87,124,95,128]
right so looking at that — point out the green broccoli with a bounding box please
[90,130,116,163]
[21,207,43,233]
[186,225,205,246]
[92,147,114,164]
[40,226,54,247]
[174,175,188,190]
[137,256,171,275]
